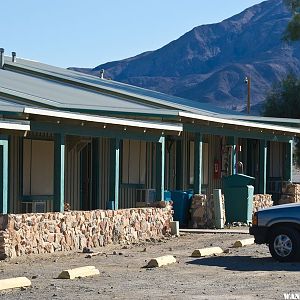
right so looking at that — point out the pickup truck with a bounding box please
[249,203,300,262]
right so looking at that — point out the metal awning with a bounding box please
[24,107,183,133]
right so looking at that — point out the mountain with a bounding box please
[70,0,300,113]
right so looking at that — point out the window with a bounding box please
[189,141,209,185]
[23,139,54,196]
[122,139,146,185]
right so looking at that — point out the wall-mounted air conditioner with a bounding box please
[21,201,47,213]
[136,189,156,207]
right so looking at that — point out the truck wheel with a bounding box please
[268,227,300,262]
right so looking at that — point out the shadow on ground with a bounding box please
[187,255,300,272]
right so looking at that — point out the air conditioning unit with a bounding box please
[136,189,156,207]
[21,201,47,213]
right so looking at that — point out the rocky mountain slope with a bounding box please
[70,0,300,112]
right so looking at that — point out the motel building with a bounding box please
[0,50,299,258]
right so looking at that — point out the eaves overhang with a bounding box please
[179,111,300,138]
[0,119,30,131]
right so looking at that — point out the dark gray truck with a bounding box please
[249,203,300,262]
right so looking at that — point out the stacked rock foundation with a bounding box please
[253,194,273,213]
[189,194,226,228]
[279,183,300,205]
[0,207,172,260]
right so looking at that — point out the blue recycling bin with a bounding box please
[171,191,193,227]
[164,190,172,202]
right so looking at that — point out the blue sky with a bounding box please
[0,0,264,68]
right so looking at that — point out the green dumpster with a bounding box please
[223,174,255,224]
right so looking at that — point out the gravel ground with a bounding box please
[0,232,299,300]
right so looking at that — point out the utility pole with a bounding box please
[245,76,251,114]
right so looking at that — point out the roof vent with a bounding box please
[100,69,104,79]
[0,48,4,68]
[12,51,16,63]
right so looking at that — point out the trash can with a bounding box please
[164,190,172,202]
[171,191,193,227]
[223,174,255,224]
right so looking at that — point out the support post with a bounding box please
[227,136,237,175]
[259,140,267,194]
[0,136,8,214]
[156,137,165,201]
[108,138,120,210]
[91,138,100,209]
[54,134,65,212]
[194,133,203,194]
[232,137,237,175]
[284,140,293,183]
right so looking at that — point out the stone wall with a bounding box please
[0,207,172,260]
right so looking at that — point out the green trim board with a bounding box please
[54,134,65,212]
[259,140,267,194]
[194,133,203,194]
[0,136,8,214]
[184,124,293,142]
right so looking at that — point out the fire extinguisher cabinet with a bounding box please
[222,174,255,224]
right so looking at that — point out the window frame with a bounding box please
[121,139,147,187]
[20,137,55,202]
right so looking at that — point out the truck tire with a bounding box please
[268,226,300,262]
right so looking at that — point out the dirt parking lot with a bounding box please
[0,232,299,300]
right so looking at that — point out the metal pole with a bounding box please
[247,76,251,114]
